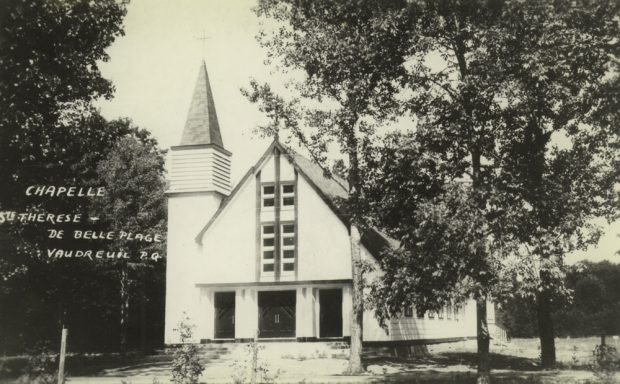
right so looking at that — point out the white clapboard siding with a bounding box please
[168,146,231,195]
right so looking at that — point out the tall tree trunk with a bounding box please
[477,297,491,384]
[537,286,556,368]
[470,147,492,383]
[348,225,364,374]
[119,268,129,354]
[345,119,365,374]
[139,273,147,353]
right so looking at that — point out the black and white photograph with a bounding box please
[0,0,619,383]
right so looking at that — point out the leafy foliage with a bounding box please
[0,0,167,355]
[16,345,59,384]
[590,343,619,384]
[498,261,620,338]
[368,182,509,326]
[230,335,279,384]
[171,314,204,384]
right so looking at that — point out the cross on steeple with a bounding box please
[195,31,211,58]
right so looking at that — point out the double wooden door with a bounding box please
[258,291,296,338]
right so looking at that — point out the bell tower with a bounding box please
[165,61,231,343]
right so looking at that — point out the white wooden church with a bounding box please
[164,62,492,345]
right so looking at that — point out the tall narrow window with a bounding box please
[281,183,295,207]
[262,184,275,208]
[261,224,275,273]
[281,222,295,273]
[404,305,413,318]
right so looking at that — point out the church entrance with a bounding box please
[214,291,235,339]
[258,290,296,338]
[319,289,343,338]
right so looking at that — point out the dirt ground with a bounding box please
[1,337,619,383]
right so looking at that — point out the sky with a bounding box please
[95,0,618,265]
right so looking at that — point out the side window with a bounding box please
[262,184,275,208]
[404,305,413,318]
[261,224,275,273]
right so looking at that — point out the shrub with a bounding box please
[17,345,60,384]
[590,343,619,384]
[171,313,204,384]
[230,332,279,384]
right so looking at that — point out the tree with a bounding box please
[249,0,413,373]
[0,0,127,207]
[0,0,171,355]
[497,261,620,340]
[90,129,167,353]
[0,0,128,347]
[490,0,619,366]
[363,2,518,381]
[364,0,618,378]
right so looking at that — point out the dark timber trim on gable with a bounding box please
[194,139,396,262]
[274,146,281,281]
[294,170,299,280]
[255,171,261,281]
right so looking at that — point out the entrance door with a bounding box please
[258,291,296,338]
[319,289,343,338]
[214,292,235,339]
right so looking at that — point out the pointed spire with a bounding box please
[179,60,224,147]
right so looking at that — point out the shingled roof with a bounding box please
[179,61,224,147]
[195,140,398,261]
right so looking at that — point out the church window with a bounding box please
[261,224,275,273]
[438,307,444,319]
[446,305,452,320]
[262,185,275,208]
[281,222,295,273]
[281,183,295,207]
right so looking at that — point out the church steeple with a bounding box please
[180,60,224,147]
[167,60,231,196]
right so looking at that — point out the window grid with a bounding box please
[262,184,275,208]
[280,222,295,273]
[261,224,275,273]
[281,183,295,207]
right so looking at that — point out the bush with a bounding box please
[171,313,204,384]
[230,332,279,384]
[590,343,619,384]
[17,345,60,384]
